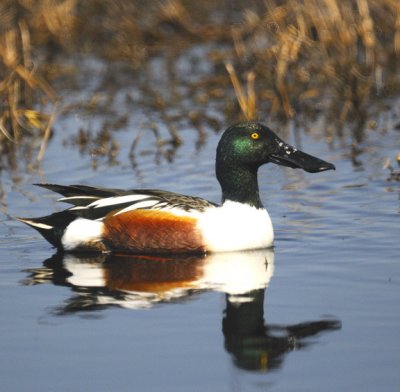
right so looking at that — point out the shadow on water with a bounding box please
[22,249,341,373]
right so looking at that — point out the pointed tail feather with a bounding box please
[17,211,77,249]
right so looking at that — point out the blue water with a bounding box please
[0,106,399,391]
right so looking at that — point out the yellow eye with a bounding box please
[251,132,259,140]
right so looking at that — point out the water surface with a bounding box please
[0,110,399,391]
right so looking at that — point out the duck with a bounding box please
[18,122,335,254]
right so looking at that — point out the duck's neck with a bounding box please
[216,163,263,209]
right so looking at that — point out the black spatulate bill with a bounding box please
[269,138,335,173]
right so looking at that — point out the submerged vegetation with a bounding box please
[0,0,399,171]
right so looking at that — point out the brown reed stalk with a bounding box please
[36,102,59,163]
[225,63,257,120]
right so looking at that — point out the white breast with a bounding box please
[196,200,274,252]
[61,218,104,251]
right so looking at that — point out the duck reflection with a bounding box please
[23,249,341,372]
[24,249,274,311]
[223,289,340,371]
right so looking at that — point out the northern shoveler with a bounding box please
[19,122,335,254]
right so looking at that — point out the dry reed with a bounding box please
[0,0,399,170]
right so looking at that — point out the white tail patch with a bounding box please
[61,218,104,251]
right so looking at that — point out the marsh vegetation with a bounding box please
[1,0,399,172]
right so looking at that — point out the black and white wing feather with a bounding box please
[36,184,217,221]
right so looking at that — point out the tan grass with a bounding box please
[0,0,399,169]
[225,63,257,120]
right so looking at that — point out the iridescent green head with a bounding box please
[216,122,335,206]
